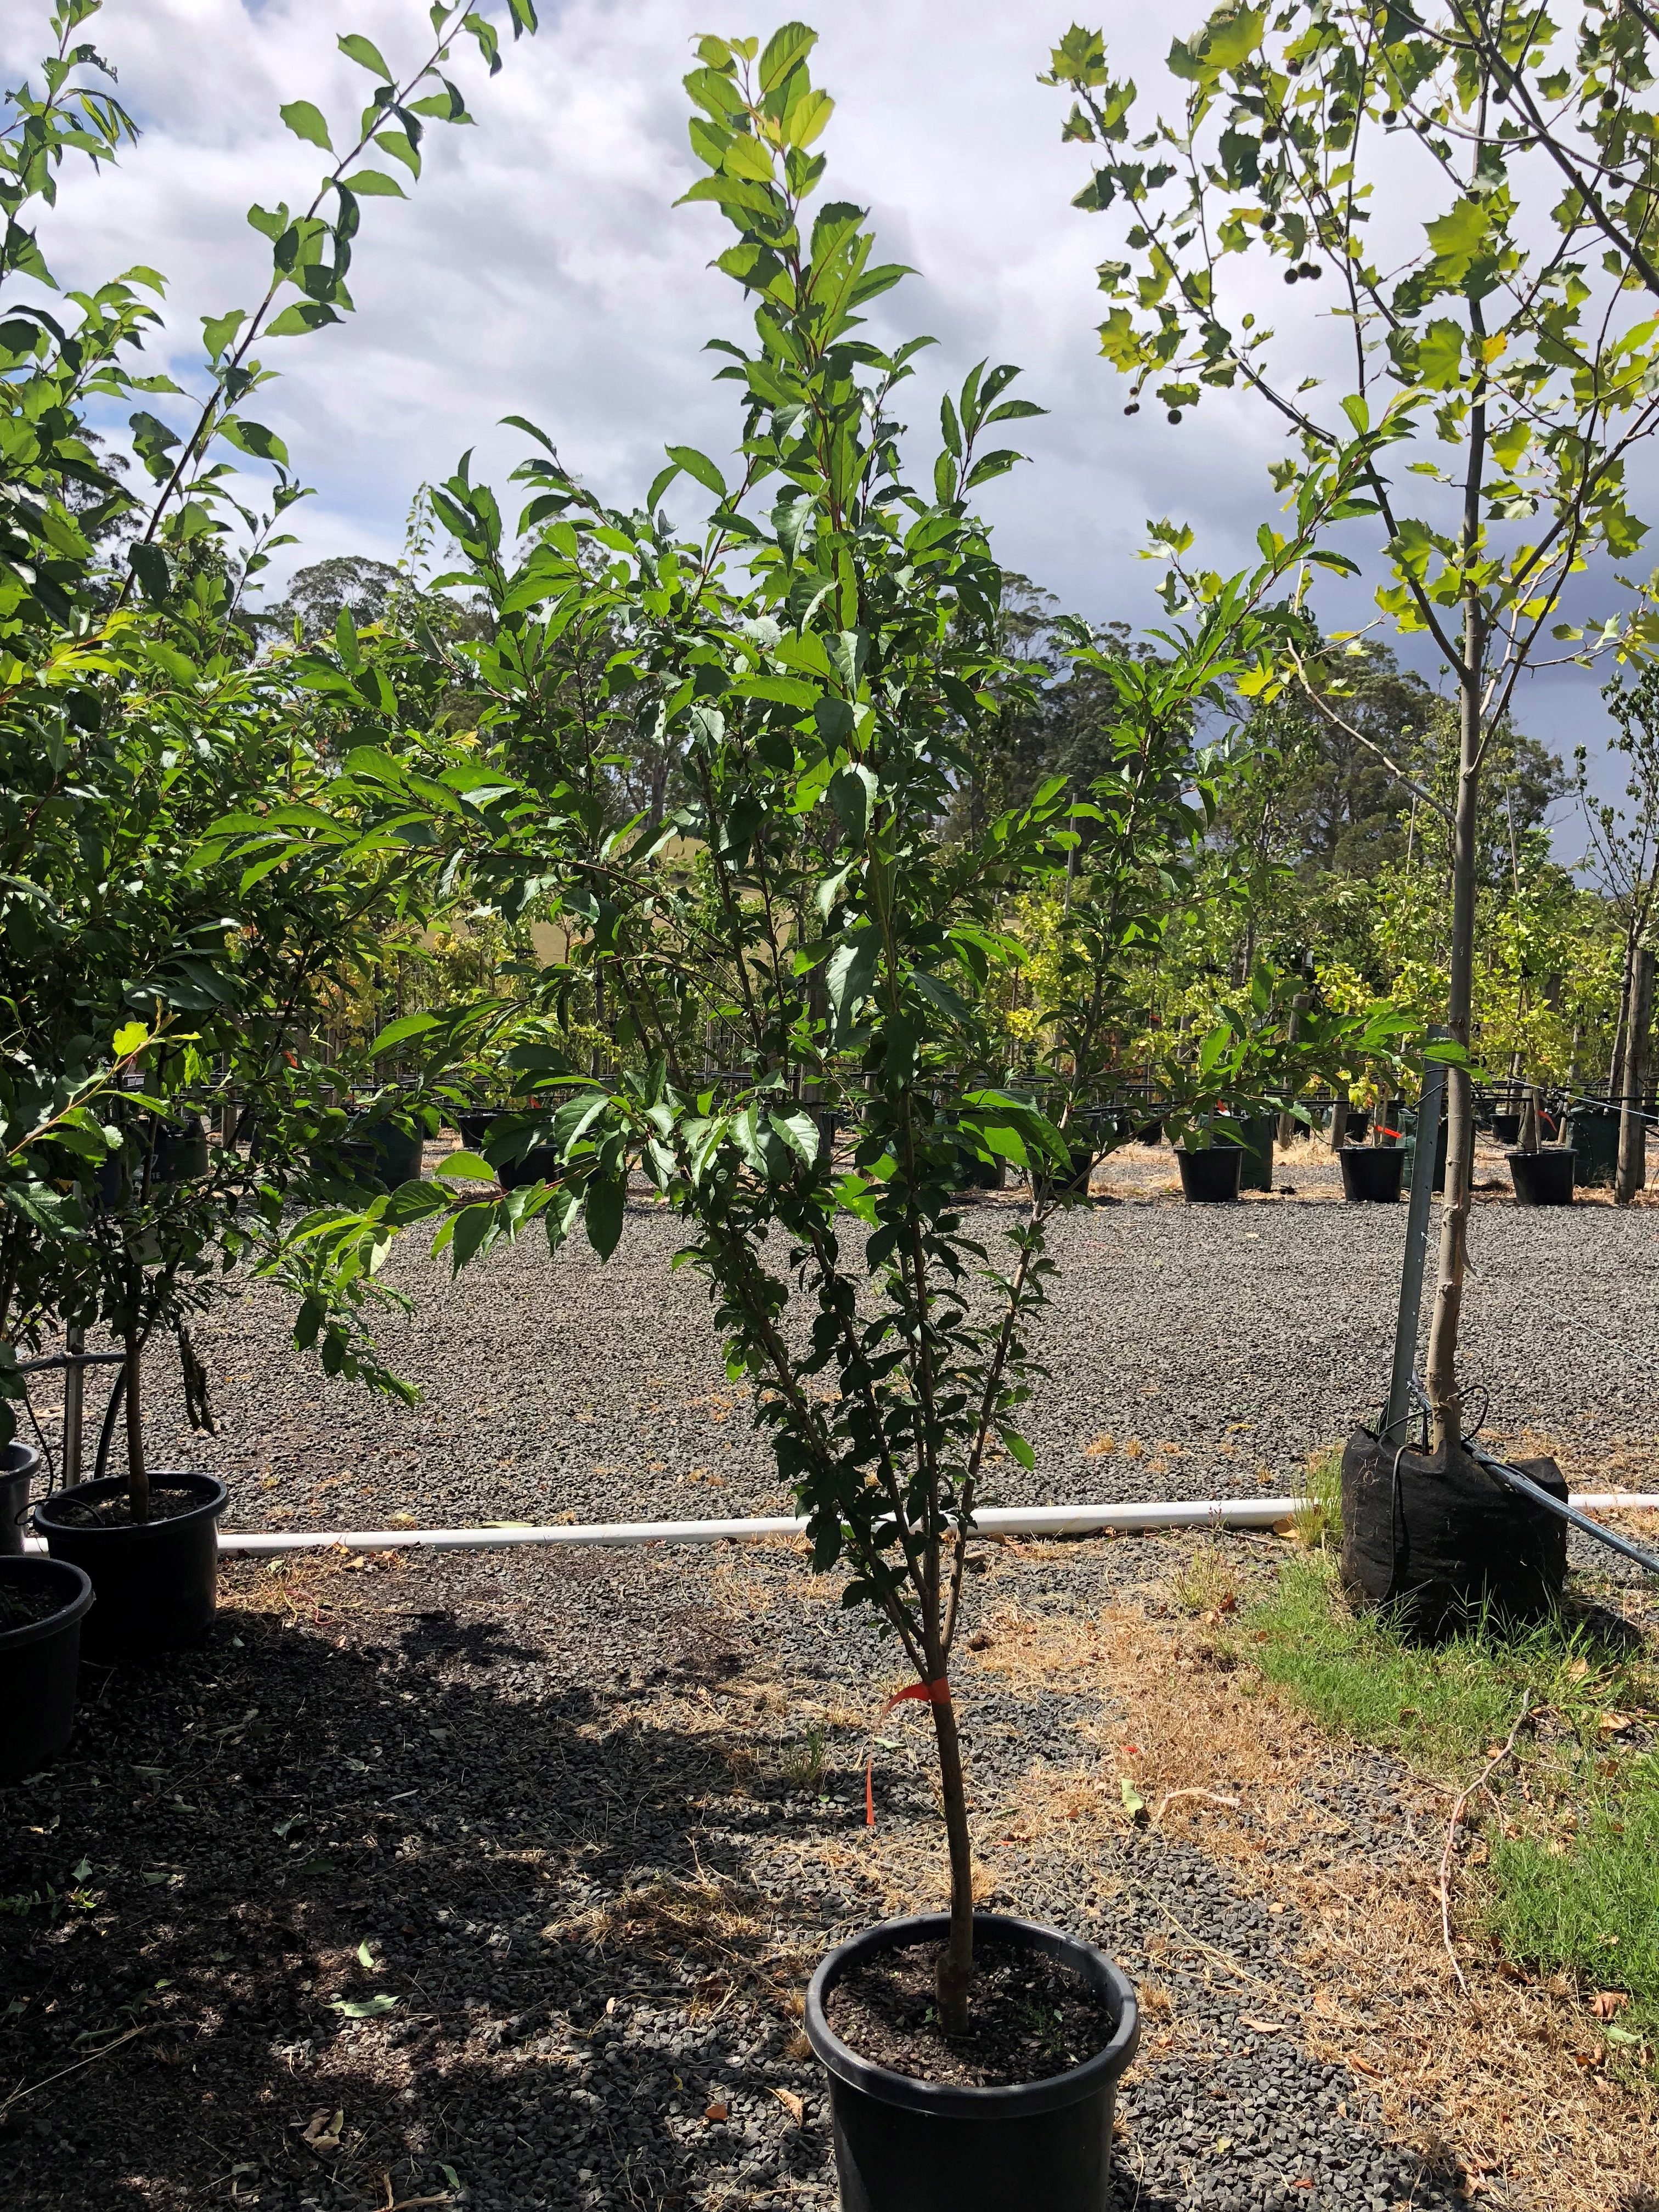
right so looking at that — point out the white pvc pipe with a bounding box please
[21,1492,1656,1559]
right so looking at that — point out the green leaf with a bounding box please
[583,1175,625,1260]
[663,444,728,498]
[340,168,406,198]
[374,129,421,178]
[279,100,334,152]
[337,32,393,79]
[329,1993,398,2018]
[266,301,344,337]
[998,1429,1036,1470]
[758,22,816,93]
[366,1012,439,1056]
[217,417,290,467]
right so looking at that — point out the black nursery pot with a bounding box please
[1340,1427,1567,1639]
[0,1440,41,1556]
[34,1472,227,1663]
[1490,1110,1522,1147]
[1175,1146,1241,1203]
[1338,1144,1404,1204]
[0,1557,95,1782]
[1507,1146,1575,1207]
[805,1914,1139,2212]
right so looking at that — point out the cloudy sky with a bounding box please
[2,0,1638,830]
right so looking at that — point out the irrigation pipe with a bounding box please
[22,1492,1659,1558]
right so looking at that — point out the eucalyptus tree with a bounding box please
[1047,6,1659,1451]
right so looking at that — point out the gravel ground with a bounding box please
[31,1132,1650,1532]
[4,1138,1657,2212]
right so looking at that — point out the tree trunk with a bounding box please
[1425,610,1484,1456]
[1616,944,1653,1204]
[929,1679,974,2036]
[124,1327,148,1522]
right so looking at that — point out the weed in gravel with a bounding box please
[1170,1544,1239,1618]
[780,1724,828,1795]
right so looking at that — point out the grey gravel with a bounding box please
[5,1137,1654,2212]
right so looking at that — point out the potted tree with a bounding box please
[4,0,534,1660]
[279,31,1415,2207]
[1505,1081,1575,1207]
[1049,8,1658,1626]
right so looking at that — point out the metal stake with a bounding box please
[61,1324,85,1487]
[1383,1046,1447,1443]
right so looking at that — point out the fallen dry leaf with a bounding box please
[301,2108,344,2153]
[1591,1991,1631,2021]
[1237,2017,1286,2034]
[770,2087,805,2126]
[703,2102,729,2123]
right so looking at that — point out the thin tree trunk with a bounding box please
[1616,944,1653,1204]
[929,1674,974,2036]
[1425,610,1485,1455]
[124,1327,148,1522]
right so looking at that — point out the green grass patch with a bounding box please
[1487,1758,1659,2052]
[1245,1553,1659,2059]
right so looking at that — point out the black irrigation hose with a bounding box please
[1407,1378,1659,1579]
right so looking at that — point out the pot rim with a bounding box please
[1504,1146,1576,1159]
[2,1440,42,1478]
[804,1911,1139,2120]
[33,1471,228,1544]
[0,1555,94,1649]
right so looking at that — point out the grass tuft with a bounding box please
[1487,1758,1659,2051]
[1248,1554,1659,2066]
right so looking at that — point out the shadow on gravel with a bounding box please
[0,1583,837,2212]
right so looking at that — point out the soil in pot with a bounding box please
[0,1556,95,1782]
[1340,1427,1567,1640]
[825,1940,1114,2089]
[806,1912,1138,2212]
[34,1472,227,1662]
[1508,1146,1575,1206]
[1338,1144,1404,1203]
[1175,1146,1241,1203]
[1,1440,40,1556]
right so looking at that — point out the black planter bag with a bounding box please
[1340,1426,1567,1640]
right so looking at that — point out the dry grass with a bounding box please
[961,1568,1657,2212]
[546,1874,819,2025]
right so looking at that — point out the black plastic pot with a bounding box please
[34,1472,227,1662]
[451,1108,499,1150]
[344,1116,425,1189]
[1507,1146,1575,1206]
[1566,1108,1621,1189]
[1032,1143,1095,1203]
[1232,1113,1275,1193]
[952,1146,1006,1192]
[498,1144,562,1192]
[0,1557,95,1782]
[1175,1146,1241,1203]
[0,1440,41,1557]
[1401,1107,1448,1195]
[1340,1427,1567,1640]
[1338,1145,1404,1204]
[154,1114,210,1182]
[1134,1117,1164,1145]
[804,1913,1139,2212]
[1490,1110,1522,1148]
[1344,1108,1372,1145]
